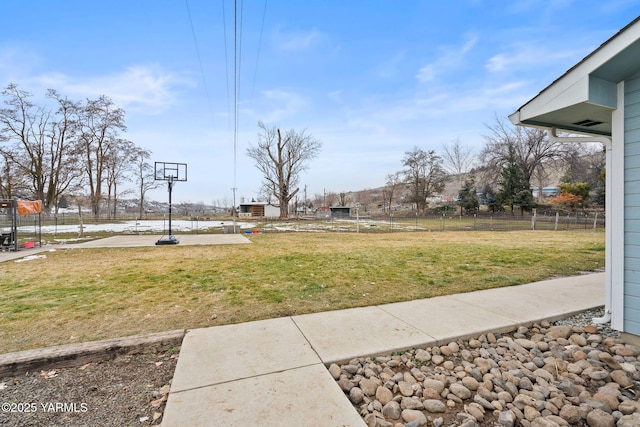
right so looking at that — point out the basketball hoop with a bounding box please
[154,162,187,245]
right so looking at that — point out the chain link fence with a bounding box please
[14,209,605,238]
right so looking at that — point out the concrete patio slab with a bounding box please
[170,317,320,393]
[0,234,251,263]
[69,234,251,248]
[163,364,366,427]
[292,306,434,364]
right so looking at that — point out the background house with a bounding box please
[238,202,280,218]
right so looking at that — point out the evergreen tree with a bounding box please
[479,184,500,212]
[457,178,479,214]
[498,144,534,215]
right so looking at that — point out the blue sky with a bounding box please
[0,1,638,204]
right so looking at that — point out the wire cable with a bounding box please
[251,0,268,101]
[222,0,231,128]
[185,0,215,123]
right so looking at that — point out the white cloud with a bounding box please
[376,49,408,79]
[27,65,194,114]
[416,64,437,83]
[485,42,584,73]
[416,34,479,83]
[0,45,41,84]
[327,90,342,102]
[251,88,310,123]
[507,0,574,15]
[276,28,324,51]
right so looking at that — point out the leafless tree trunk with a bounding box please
[247,122,322,219]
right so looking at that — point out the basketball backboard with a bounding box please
[154,162,187,182]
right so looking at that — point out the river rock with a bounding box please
[586,408,614,427]
[423,399,446,413]
[360,378,378,396]
[375,386,393,405]
[450,383,472,400]
[547,325,572,340]
[401,409,427,425]
[609,370,633,387]
[349,387,364,404]
[398,380,413,397]
[498,410,516,427]
[617,413,640,427]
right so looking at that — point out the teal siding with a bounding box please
[625,74,640,335]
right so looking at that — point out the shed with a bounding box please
[509,17,640,342]
[239,202,280,218]
[330,206,352,218]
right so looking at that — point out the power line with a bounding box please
[184,0,215,121]
[251,0,268,101]
[222,0,231,128]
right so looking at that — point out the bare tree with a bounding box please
[561,143,606,188]
[0,152,26,199]
[0,84,49,203]
[324,191,337,207]
[338,192,350,206]
[46,90,83,213]
[0,84,81,212]
[481,116,568,188]
[441,138,475,187]
[247,122,322,218]
[76,95,126,218]
[402,147,447,213]
[104,139,136,219]
[384,172,403,213]
[132,147,159,218]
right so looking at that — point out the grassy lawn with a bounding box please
[0,230,604,353]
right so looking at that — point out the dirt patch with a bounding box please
[0,348,178,427]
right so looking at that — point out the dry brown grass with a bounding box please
[0,230,604,353]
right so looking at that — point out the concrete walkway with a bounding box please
[0,234,251,263]
[162,272,605,427]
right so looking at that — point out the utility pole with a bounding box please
[231,187,237,233]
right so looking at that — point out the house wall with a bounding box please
[624,73,640,335]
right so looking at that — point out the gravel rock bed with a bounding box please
[330,308,640,427]
[0,348,178,427]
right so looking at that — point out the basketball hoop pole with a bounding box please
[168,176,174,240]
[154,161,186,245]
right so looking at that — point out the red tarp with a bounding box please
[17,200,42,215]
